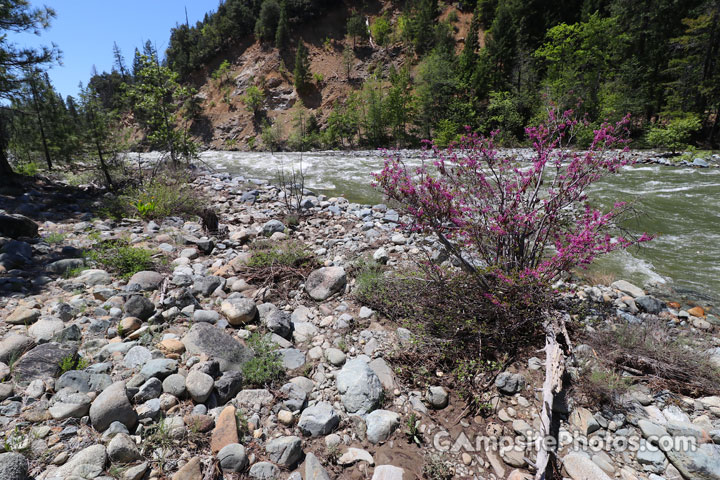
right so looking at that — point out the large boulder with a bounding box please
[336,358,383,414]
[89,381,138,432]
[664,443,720,480]
[182,323,253,372]
[305,267,346,301]
[12,342,77,386]
[0,452,28,480]
[0,213,38,239]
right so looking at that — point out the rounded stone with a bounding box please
[217,443,248,472]
[162,373,187,397]
[186,370,214,404]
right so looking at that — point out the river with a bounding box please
[194,149,720,305]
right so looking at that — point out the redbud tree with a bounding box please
[373,108,652,307]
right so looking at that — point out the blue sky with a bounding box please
[10,1,220,99]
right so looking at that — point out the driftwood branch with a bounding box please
[535,312,571,480]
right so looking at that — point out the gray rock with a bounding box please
[265,310,293,339]
[305,267,347,301]
[162,374,187,397]
[664,443,720,480]
[186,370,214,403]
[262,219,285,235]
[75,269,112,286]
[611,280,644,298]
[133,377,163,403]
[0,452,29,480]
[563,452,612,480]
[55,370,91,393]
[193,275,224,296]
[635,295,665,314]
[218,443,249,472]
[298,402,340,437]
[366,410,400,444]
[495,372,525,395]
[266,436,303,468]
[215,371,244,405]
[49,391,91,419]
[426,386,449,409]
[637,442,667,473]
[372,465,405,479]
[101,422,129,441]
[124,295,155,320]
[28,317,64,343]
[326,348,346,366]
[136,398,161,421]
[123,346,152,369]
[0,213,37,239]
[6,307,40,325]
[13,342,77,386]
[235,388,274,409]
[139,358,177,380]
[0,334,34,364]
[123,462,148,480]
[107,433,141,463]
[51,324,82,343]
[279,348,306,370]
[89,381,138,432]
[337,358,383,414]
[249,461,279,480]
[279,382,308,412]
[46,258,84,274]
[126,271,164,291]
[221,297,258,325]
[305,452,331,480]
[182,323,253,372]
[52,444,107,479]
[193,310,220,324]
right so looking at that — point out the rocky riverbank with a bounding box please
[1,171,719,480]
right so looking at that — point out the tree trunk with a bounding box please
[0,148,15,177]
[29,77,52,170]
[95,139,113,189]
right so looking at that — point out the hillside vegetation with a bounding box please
[4,0,720,173]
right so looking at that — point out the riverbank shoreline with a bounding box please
[1,168,718,480]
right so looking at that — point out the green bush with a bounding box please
[59,355,89,374]
[371,16,392,46]
[646,114,702,154]
[86,239,154,279]
[211,60,232,85]
[44,232,66,244]
[242,333,284,387]
[101,175,199,220]
[14,161,39,176]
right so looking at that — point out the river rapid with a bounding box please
[183,149,720,305]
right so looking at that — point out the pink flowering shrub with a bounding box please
[374,108,652,303]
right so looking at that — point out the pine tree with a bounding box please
[275,2,289,50]
[294,41,310,92]
[0,0,58,176]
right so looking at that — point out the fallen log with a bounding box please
[535,312,572,480]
